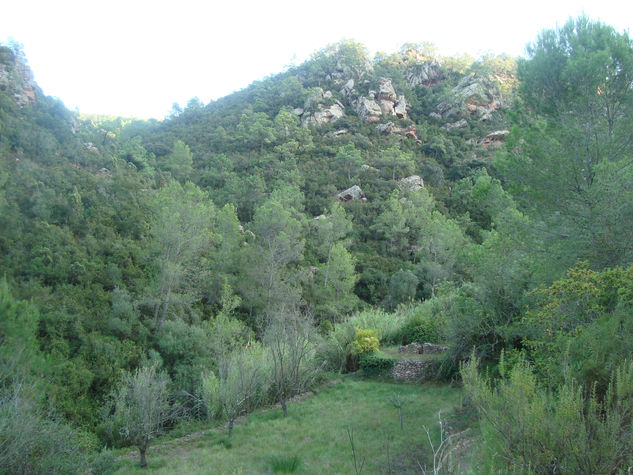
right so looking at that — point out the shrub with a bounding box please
[351,328,380,356]
[0,392,91,474]
[318,319,334,335]
[524,262,633,393]
[396,304,443,344]
[359,353,395,377]
[315,322,355,373]
[462,353,633,473]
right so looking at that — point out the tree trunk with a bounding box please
[139,446,147,468]
[228,419,234,438]
[152,248,171,328]
[156,276,174,332]
[280,397,288,417]
[323,246,332,288]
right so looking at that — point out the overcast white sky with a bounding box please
[2,0,632,119]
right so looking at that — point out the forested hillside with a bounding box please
[2,16,633,473]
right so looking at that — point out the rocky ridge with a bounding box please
[0,46,38,106]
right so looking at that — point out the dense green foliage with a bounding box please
[2,15,633,471]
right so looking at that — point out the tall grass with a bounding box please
[269,453,302,473]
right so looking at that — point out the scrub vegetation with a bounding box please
[1,15,633,473]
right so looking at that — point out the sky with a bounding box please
[2,0,632,119]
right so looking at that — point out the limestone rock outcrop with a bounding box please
[342,77,408,123]
[394,96,407,119]
[0,46,38,106]
[436,75,506,121]
[398,175,425,192]
[479,129,510,148]
[361,164,380,173]
[405,61,443,87]
[302,103,345,126]
[337,185,366,202]
[376,122,418,141]
[356,96,383,123]
[300,88,346,126]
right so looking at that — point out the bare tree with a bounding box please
[110,364,172,468]
[264,308,320,417]
[202,343,269,437]
[390,393,405,431]
[420,411,469,474]
[346,426,366,475]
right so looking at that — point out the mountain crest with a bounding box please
[0,45,39,106]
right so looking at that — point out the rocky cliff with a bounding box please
[0,45,39,107]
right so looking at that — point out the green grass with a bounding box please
[269,453,302,473]
[115,378,464,474]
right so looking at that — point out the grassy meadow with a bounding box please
[115,378,465,474]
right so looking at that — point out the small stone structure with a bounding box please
[391,360,436,381]
[423,342,448,354]
[398,342,447,354]
[398,342,424,354]
[392,342,447,381]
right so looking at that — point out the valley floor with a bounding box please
[115,378,466,474]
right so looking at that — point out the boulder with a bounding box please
[376,122,418,142]
[376,122,401,135]
[83,142,99,153]
[302,102,345,126]
[377,78,398,102]
[340,78,355,98]
[356,97,383,123]
[404,125,418,140]
[379,99,395,116]
[479,129,510,147]
[394,96,407,119]
[332,129,349,137]
[361,164,380,173]
[398,175,425,191]
[337,185,366,202]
